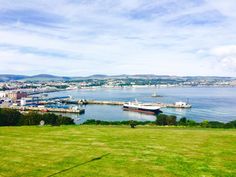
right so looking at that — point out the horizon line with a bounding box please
[0,73,235,78]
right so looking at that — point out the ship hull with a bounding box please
[123,106,162,115]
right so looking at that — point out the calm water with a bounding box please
[44,87,236,123]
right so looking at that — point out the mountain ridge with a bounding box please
[0,74,234,82]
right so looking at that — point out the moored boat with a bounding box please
[123,100,162,115]
[174,101,192,108]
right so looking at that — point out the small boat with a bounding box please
[151,92,161,97]
[151,87,162,97]
[123,100,162,115]
[174,101,192,108]
[41,93,48,97]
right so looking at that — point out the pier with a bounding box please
[150,103,192,108]
[62,99,125,105]
[63,99,191,108]
[83,100,125,105]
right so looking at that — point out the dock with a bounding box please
[83,100,125,105]
[149,103,192,108]
[63,100,191,108]
[62,99,125,105]
[11,106,85,114]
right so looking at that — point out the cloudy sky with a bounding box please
[0,0,236,76]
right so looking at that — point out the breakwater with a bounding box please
[62,99,191,108]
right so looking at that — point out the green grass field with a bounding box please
[0,126,236,177]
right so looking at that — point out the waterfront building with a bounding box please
[0,91,7,98]
[7,91,28,100]
[0,98,12,108]
[20,98,27,106]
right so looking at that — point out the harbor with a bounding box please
[2,94,191,122]
[1,87,236,123]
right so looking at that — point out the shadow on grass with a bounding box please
[47,153,110,177]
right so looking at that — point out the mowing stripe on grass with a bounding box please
[47,153,110,177]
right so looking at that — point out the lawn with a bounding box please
[0,126,236,177]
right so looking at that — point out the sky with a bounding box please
[0,0,236,76]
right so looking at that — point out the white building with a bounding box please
[0,91,7,98]
[20,98,27,106]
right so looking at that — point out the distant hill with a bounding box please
[0,75,28,82]
[0,74,234,82]
[0,74,70,82]
[26,74,71,81]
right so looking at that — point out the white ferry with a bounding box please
[123,100,162,115]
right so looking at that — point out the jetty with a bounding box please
[62,99,124,105]
[63,99,191,108]
[150,103,192,108]
[83,100,124,105]
[11,106,85,114]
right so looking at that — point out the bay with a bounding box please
[45,87,236,123]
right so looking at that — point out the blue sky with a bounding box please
[0,0,236,76]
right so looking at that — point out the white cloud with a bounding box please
[0,0,236,76]
[210,45,236,72]
[221,57,236,71]
[211,45,236,56]
[206,0,236,18]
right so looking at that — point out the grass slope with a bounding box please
[0,126,236,177]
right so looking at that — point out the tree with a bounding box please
[207,121,224,128]
[156,114,168,125]
[20,112,43,125]
[130,120,136,128]
[224,120,236,128]
[156,114,177,126]
[42,113,58,125]
[178,117,187,126]
[166,115,177,125]
[0,109,74,126]
[56,115,74,125]
[186,120,197,127]
[0,108,21,126]
[200,120,209,128]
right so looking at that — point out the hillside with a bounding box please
[0,74,235,82]
[0,126,235,177]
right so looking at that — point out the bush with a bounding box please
[0,108,21,126]
[0,108,74,126]
[224,120,236,128]
[82,119,153,126]
[207,121,224,128]
[19,112,43,125]
[56,115,75,125]
[200,120,209,128]
[130,120,136,128]
[156,114,177,126]
[156,114,167,125]
[42,113,58,126]
[178,117,187,126]
[167,115,177,125]
[186,120,197,127]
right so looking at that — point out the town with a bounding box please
[0,74,235,111]
[1,74,236,91]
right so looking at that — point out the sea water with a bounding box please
[44,87,236,123]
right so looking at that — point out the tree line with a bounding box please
[1,109,236,128]
[83,114,236,128]
[155,114,236,128]
[0,108,74,126]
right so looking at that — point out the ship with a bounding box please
[123,100,162,115]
